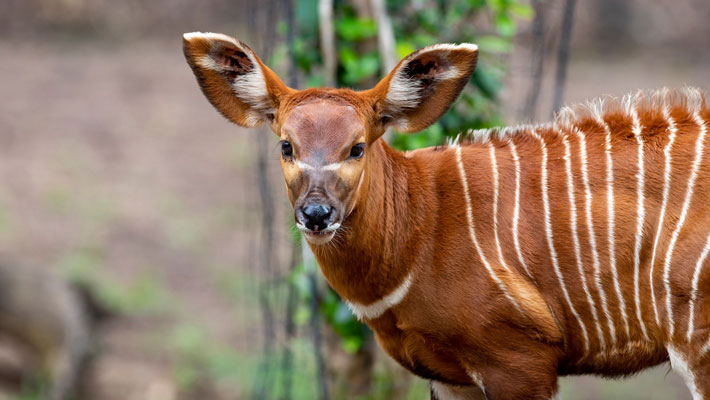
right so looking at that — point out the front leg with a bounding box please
[431,381,486,400]
[462,355,559,400]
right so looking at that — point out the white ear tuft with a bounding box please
[424,43,479,52]
[183,31,239,45]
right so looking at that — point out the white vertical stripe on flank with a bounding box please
[530,129,590,353]
[629,104,651,341]
[663,110,707,337]
[598,116,631,339]
[649,106,678,326]
[701,337,710,357]
[509,142,534,280]
[469,371,486,393]
[455,146,522,312]
[688,233,710,341]
[575,126,616,347]
[490,143,513,274]
[667,347,702,400]
[561,131,605,349]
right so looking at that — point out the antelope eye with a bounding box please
[349,143,365,159]
[281,141,293,157]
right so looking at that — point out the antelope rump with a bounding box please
[183,32,710,399]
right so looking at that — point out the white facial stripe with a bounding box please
[296,160,314,170]
[629,104,650,341]
[650,106,677,327]
[454,146,522,314]
[509,142,533,280]
[662,109,707,338]
[321,162,342,171]
[346,171,366,217]
[356,170,365,190]
[688,232,710,341]
[561,131,605,350]
[345,274,413,320]
[599,115,631,340]
[295,161,343,171]
[530,129,590,353]
[575,126,615,348]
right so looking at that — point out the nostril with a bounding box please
[301,204,333,231]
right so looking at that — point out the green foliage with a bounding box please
[320,284,371,353]
[92,274,169,314]
[386,0,532,150]
[289,0,531,152]
[170,324,247,393]
[8,371,78,400]
[169,324,329,398]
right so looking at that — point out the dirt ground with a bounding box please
[1,17,709,399]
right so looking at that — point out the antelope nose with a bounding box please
[299,203,333,231]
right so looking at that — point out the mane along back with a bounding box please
[453,87,708,147]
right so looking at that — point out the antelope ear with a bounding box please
[366,43,478,135]
[182,32,291,128]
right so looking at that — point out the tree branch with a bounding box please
[318,0,336,86]
[521,0,546,121]
[552,0,577,116]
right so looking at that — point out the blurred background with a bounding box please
[0,0,709,399]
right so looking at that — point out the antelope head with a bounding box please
[183,32,478,245]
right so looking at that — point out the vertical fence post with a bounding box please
[552,0,577,116]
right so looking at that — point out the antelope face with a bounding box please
[277,98,368,244]
[183,32,478,246]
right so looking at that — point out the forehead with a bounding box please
[280,99,364,145]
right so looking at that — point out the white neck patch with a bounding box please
[345,274,413,320]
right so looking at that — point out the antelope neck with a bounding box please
[310,140,417,310]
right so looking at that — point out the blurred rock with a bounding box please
[0,264,95,400]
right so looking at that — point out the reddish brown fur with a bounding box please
[184,32,710,399]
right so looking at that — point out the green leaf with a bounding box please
[511,3,534,19]
[477,35,513,53]
[495,13,516,37]
[473,64,502,99]
[306,74,325,88]
[396,41,417,59]
[294,306,311,325]
[343,336,363,353]
[340,50,380,86]
[335,16,378,41]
